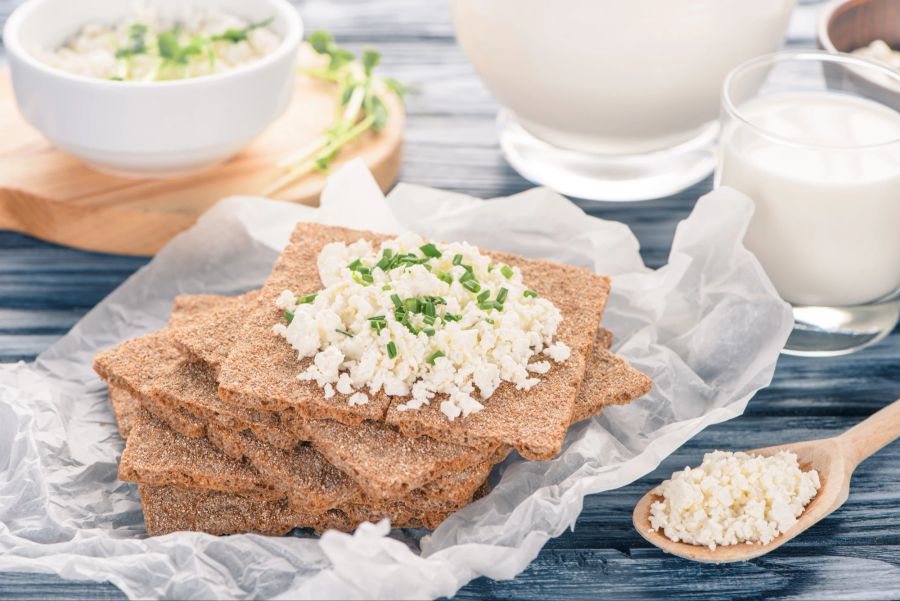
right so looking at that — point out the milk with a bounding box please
[718,92,900,306]
[451,0,795,155]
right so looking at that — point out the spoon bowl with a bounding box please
[633,397,900,563]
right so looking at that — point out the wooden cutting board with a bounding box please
[0,52,404,256]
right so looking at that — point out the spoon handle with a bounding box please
[837,397,900,468]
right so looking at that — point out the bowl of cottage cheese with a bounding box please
[2,0,302,178]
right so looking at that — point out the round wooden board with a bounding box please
[0,49,404,256]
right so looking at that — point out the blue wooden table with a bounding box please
[1,1,898,598]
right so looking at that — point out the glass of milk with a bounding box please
[718,51,900,356]
[451,0,795,201]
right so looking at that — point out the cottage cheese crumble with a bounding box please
[649,450,820,550]
[36,4,281,82]
[273,233,570,419]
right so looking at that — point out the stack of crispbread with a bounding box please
[93,223,652,537]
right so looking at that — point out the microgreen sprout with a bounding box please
[264,30,408,195]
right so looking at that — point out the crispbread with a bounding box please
[571,346,652,424]
[119,412,280,499]
[286,414,505,500]
[96,330,503,498]
[100,335,497,511]
[168,291,261,378]
[217,222,609,460]
[384,252,610,460]
[108,385,141,438]
[139,485,456,536]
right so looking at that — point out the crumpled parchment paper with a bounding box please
[0,160,793,599]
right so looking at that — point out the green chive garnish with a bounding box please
[404,298,420,313]
[423,314,436,326]
[382,285,392,291]
[477,289,490,303]
[390,294,403,309]
[485,318,495,325]
[420,243,442,258]
[459,270,475,283]
[424,328,435,337]
[452,254,463,266]
[347,259,364,271]
[444,313,461,322]
[462,279,481,293]
[427,350,445,365]
[387,341,397,359]
[283,310,294,323]
[497,287,509,303]
[298,294,317,304]
[335,328,354,338]
[524,290,538,298]
[423,301,436,317]
[501,265,514,279]
[478,301,495,311]
[436,271,452,285]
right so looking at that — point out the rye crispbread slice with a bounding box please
[571,346,652,424]
[139,485,455,536]
[95,331,503,499]
[119,411,280,499]
[217,223,610,460]
[168,291,261,378]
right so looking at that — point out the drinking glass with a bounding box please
[717,51,900,356]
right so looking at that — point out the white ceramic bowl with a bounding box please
[3,0,302,178]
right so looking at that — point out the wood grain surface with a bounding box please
[0,0,898,599]
[0,48,403,255]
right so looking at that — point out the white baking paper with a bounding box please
[0,160,793,600]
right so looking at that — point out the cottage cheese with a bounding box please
[649,450,820,550]
[36,4,281,81]
[273,233,570,419]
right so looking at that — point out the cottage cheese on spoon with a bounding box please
[649,450,820,550]
[273,234,570,419]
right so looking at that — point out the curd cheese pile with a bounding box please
[273,234,571,420]
[37,4,280,81]
[649,450,820,550]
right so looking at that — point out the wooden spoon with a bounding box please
[633,397,900,563]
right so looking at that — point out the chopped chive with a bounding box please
[436,271,453,285]
[382,285,392,291]
[390,294,403,309]
[523,290,538,298]
[298,293,317,304]
[478,301,495,311]
[477,289,491,303]
[443,313,461,322]
[492,300,504,310]
[485,318,495,325]
[335,328,354,338]
[404,298,420,313]
[368,315,386,321]
[462,279,481,293]
[424,328,435,337]
[283,310,294,323]
[347,259,364,271]
[459,270,475,283]
[420,243,442,258]
[423,264,432,272]
[423,301,436,317]
[427,350,445,365]
[423,314,436,325]
[488,264,494,272]
[501,265,514,279]
[497,287,509,303]
[452,254,463,266]
[394,309,406,322]
[352,272,372,286]
[387,341,397,359]
[370,320,386,335]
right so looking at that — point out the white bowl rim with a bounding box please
[2,0,303,89]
